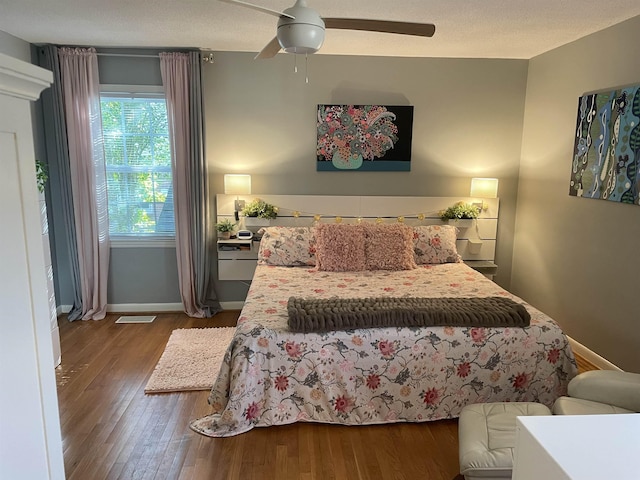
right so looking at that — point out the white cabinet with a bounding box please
[513,414,640,479]
[217,238,258,280]
[0,53,64,479]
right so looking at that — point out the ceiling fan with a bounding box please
[219,0,436,59]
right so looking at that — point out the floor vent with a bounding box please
[115,315,157,324]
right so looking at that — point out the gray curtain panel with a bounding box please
[160,52,221,317]
[58,47,110,320]
[189,51,222,316]
[36,45,83,321]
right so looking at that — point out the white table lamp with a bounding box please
[224,174,251,211]
[470,178,498,211]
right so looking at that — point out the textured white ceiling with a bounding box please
[0,0,639,59]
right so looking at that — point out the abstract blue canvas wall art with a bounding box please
[570,85,640,204]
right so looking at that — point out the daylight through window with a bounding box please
[100,93,174,236]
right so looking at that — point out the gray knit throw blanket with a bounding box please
[287,296,531,333]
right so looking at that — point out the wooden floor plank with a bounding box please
[56,310,596,480]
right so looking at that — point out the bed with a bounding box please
[191,222,577,437]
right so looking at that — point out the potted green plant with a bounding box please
[216,218,236,239]
[439,202,480,228]
[35,160,48,194]
[241,198,278,226]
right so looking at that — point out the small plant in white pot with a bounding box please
[216,218,236,239]
[439,202,479,228]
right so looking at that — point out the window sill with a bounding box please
[110,237,176,248]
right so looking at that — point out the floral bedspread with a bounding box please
[190,264,577,437]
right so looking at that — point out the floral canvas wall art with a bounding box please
[569,85,640,204]
[317,105,414,171]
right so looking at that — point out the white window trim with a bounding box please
[110,236,176,248]
[100,84,164,95]
[101,85,175,246]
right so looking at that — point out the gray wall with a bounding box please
[23,44,529,310]
[107,247,180,304]
[205,53,529,301]
[0,29,30,61]
[9,43,530,308]
[512,15,640,372]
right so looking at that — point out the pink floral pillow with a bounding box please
[314,224,366,272]
[257,227,316,266]
[363,223,417,270]
[413,225,462,264]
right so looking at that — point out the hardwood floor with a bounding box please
[56,311,595,480]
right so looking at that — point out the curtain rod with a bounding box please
[96,51,214,63]
[97,53,159,59]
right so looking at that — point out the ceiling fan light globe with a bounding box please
[277,2,325,55]
[277,24,325,54]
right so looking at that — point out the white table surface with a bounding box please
[513,413,640,479]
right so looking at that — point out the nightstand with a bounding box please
[464,260,498,279]
[217,238,258,280]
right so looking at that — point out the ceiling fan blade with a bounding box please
[255,37,282,59]
[218,0,295,19]
[323,18,435,37]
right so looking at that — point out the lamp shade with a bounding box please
[224,174,251,195]
[470,178,499,198]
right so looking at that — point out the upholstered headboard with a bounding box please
[215,194,499,262]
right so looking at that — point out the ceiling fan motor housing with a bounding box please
[277,3,325,54]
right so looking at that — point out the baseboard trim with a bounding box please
[57,302,244,316]
[567,336,622,371]
[107,303,184,313]
[56,303,183,314]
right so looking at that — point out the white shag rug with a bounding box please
[144,327,235,394]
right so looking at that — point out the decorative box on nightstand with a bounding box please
[217,238,258,280]
[464,260,498,280]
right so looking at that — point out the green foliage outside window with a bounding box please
[35,160,48,193]
[100,96,174,235]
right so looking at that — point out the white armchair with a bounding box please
[552,370,640,415]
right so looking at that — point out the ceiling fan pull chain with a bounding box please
[294,53,298,73]
[305,53,309,84]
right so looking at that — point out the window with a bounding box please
[100,88,174,241]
